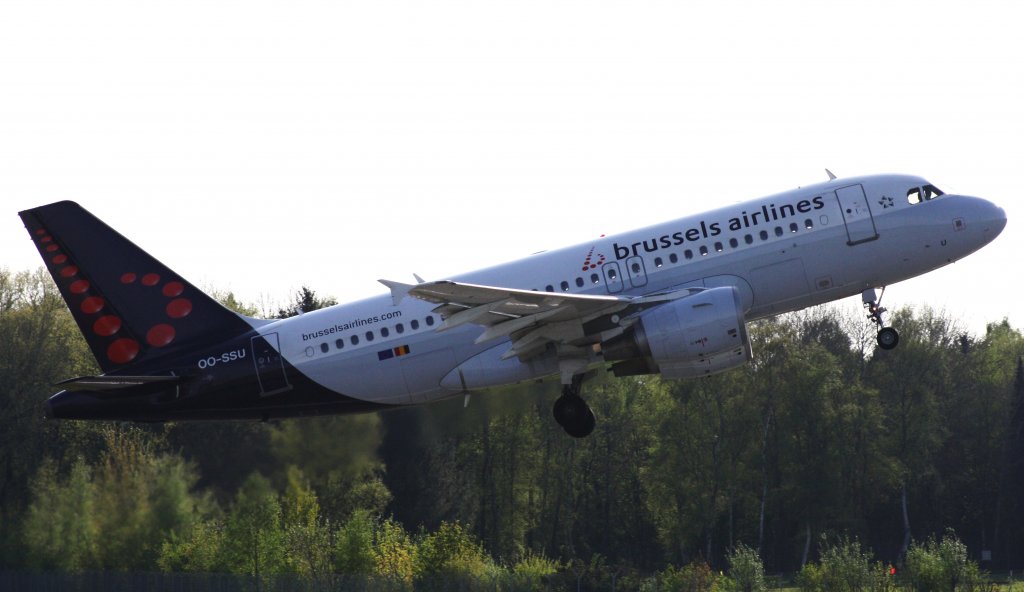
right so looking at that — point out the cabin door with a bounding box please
[834,184,879,245]
[252,333,291,396]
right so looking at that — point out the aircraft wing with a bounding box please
[380,279,696,361]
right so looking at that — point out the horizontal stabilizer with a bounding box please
[56,374,183,393]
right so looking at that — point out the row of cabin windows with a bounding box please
[318,315,436,354]
[537,218,817,292]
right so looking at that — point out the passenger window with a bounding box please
[426,316,435,327]
[684,250,693,260]
[729,238,738,248]
[351,335,359,345]
[366,331,374,342]
[790,223,798,233]
[545,285,554,292]
[654,257,663,268]
[804,219,813,229]
[396,323,404,334]
[560,280,569,291]
[760,230,769,241]
[381,327,390,338]
[744,234,754,245]
[714,242,723,252]
[411,320,420,330]
[699,246,708,256]
[576,277,584,287]
[335,338,344,349]
[591,273,600,284]
[631,262,641,273]
[670,253,679,263]
[774,226,784,237]
[320,343,329,353]
[607,268,617,279]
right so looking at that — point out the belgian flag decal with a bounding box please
[378,345,411,361]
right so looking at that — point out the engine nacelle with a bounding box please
[602,286,752,379]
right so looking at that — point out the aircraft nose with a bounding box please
[979,197,1007,237]
[957,195,1006,238]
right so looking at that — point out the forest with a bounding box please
[2,266,1024,590]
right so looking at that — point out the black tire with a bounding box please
[553,394,596,438]
[877,327,900,350]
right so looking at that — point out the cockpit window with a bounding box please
[908,185,945,204]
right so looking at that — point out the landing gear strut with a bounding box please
[863,288,899,350]
[553,374,596,438]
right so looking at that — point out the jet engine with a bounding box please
[601,286,752,379]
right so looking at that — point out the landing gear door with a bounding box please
[252,333,291,397]
[834,184,879,245]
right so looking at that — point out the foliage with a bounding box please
[22,426,205,572]
[275,286,337,319]
[903,530,989,592]
[6,267,1024,580]
[726,543,766,592]
[642,560,720,592]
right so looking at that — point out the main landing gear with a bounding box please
[863,288,899,350]
[553,374,596,438]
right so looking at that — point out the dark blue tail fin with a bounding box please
[20,201,256,373]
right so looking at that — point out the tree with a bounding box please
[275,286,337,319]
[21,458,98,571]
[223,473,287,577]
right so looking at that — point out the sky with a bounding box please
[1,1,1020,335]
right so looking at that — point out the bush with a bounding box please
[903,530,990,592]
[796,535,898,592]
[819,535,873,592]
[727,544,766,592]
[641,560,720,592]
[795,563,824,592]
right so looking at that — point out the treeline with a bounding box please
[2,267,1024,586]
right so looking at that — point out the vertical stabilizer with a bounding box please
[20,201,256,373]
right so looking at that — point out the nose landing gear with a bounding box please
[863,288,899,350]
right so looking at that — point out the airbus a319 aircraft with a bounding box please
[21,173,1005,437]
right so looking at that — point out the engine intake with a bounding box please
[602,286,752,379]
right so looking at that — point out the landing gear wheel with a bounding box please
[553,394,596,438]
[877,326,900,350]
[553,376,596,438]
[863,287,900,350]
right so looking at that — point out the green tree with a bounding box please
[335,509,376,574]
[223,472,287,577]
[275,286,337,319]
[21,458,97,571]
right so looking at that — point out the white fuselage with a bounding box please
[261,174,1005,406]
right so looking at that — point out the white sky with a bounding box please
[1,1,1019,335]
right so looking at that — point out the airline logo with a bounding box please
[613,196,826,260]
[580,247,606,271]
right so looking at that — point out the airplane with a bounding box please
[20,173,1006,437]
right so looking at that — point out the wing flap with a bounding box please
[382,277,707,363]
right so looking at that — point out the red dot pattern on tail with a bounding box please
[107,338,140,365]
[146,324,176,347]
[162,281,184,297]
[93,315,122,337]
[81,296,104,314]
[31,224,198,366]
[167,298,192,319]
